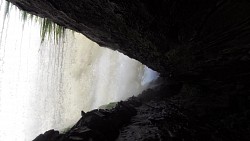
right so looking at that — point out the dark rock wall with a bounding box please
[7,0,167,73]
[6,0,250,140]
[7,0,250,77]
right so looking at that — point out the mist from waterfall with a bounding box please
[0,1,159,141]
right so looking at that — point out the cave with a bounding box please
[2,0,250,140]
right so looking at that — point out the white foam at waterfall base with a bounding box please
[0,1,159,141]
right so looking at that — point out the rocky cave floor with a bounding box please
[34,77,250,141]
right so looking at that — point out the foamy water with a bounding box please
[0,1,159,140]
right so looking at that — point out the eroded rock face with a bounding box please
[7,0,167,74]
[7,0,250,76]
[7,0,250,79]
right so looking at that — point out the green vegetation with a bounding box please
[39,17,66,43]
[99,102,118,110]
[3,1,66,43]
[60,126,72,134]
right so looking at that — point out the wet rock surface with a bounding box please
[33,80,250,140]
[33,82,187,141]
[6,0,250,140]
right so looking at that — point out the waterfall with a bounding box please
[0,1,159,141]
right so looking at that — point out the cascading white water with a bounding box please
[0,1,159,141]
